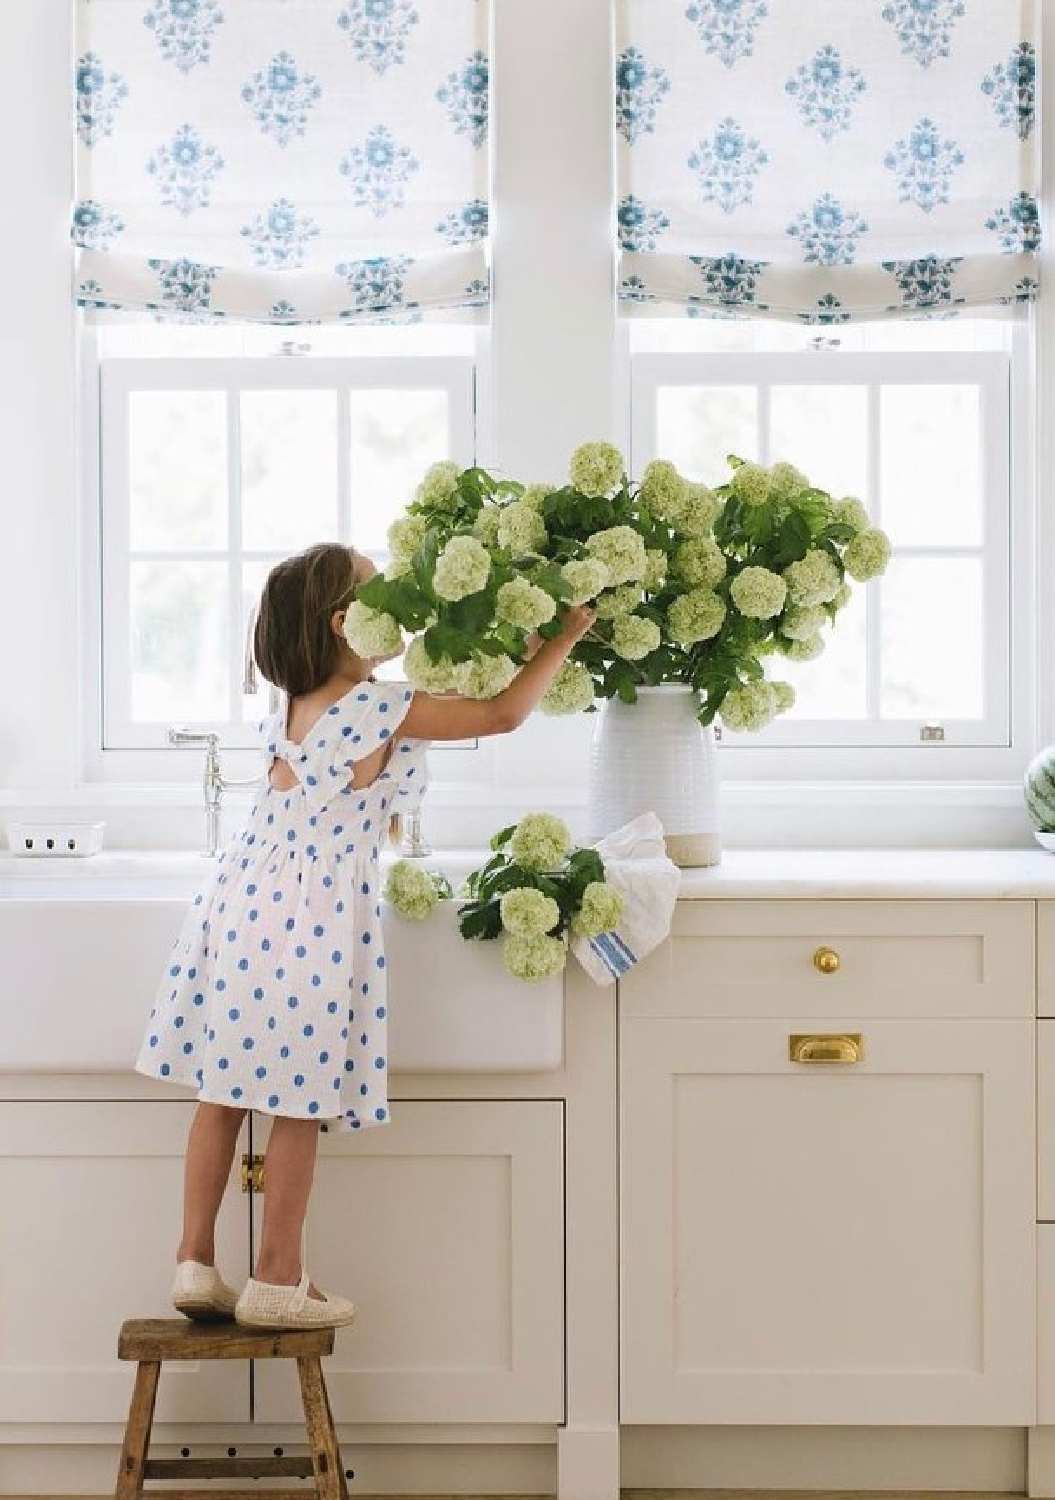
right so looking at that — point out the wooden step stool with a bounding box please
[116,1319,349,1500]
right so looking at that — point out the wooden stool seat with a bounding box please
[115,1318,349,1500]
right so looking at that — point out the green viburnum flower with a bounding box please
[496,577,557,631]
[595,583,643,620]
[561,557,611,604]
[414,459,460,508]
[500,886,561,936]
[404,637,458,694]
[639,459,685,516]
[780,605,828,642]
[780,633,825,660]
[387,513,430,562]
[833,496,870,533]
[667,482,721,537]
[472,505,503,547]
[783,549,842,607]
[768,462,809,500]
[503,931,568,982]
[672,537,726,589]
[453,653,518,699]
[844,527,891,581]
[729,565,788,620]
[770,680,796,714]
[498,500,547,556]
[385,859,442,920]
[384,555,412,580]
[510,812,571,871]
[720,681,778,732]
[585,525,648,586]
[611,613,662,661]
[433,535,492,601]
[643,548,668,591]
[667,588,726,645]
[829,583,852,611]
[539,659,595,715]
[520,483,552,510]
[343,600,403,657]
[571,881,624,939]
[731,462,772,506]
[569,441,625,498]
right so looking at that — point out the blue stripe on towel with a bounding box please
[589,931,635,977]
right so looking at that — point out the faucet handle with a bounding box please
[168,726,219,747]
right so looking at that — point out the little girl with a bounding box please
[135,540,595,1330]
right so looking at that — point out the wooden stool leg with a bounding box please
[320,1372,350,1500]
[296,1355,344,1500]
[114,1360,161,1500]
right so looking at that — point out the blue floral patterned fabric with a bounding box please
[616,0,1039,321]
[74,1,489,324]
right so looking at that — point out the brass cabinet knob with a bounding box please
[813,946,840,975]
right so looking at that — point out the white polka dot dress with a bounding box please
[135,681,427,1132]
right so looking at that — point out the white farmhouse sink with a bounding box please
[0,853,563,1075]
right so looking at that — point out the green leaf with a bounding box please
[457,900,504,942]
[489,823,516,852]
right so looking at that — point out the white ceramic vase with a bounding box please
[586,684,720,867]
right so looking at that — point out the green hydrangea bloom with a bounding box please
[844,528,891,581]
[520,483,552,510]
[472,505,503,547]
[768,462,809,500]
[781,605,828,642]
[498,501,547,556]
[433,535,492,601]
[667,483,721,537]
[672,537,726,589]
[729,565,788,620]
[453,653,518,699]
[539,659,596,715]
[667,589,726,645]
[770,680,796,714]
[833,496,870,533]
[510,812,571,871]
[404,637,458,693]
[414,460,460,508]
[569,441,625,498]
[571,881,624,939]
[643,548,668,591]
[387,513,430,562]
[496,578,557,631]
[720,681,777,732]
[561,557,611,604]
[611,613,661,661]
[783,549,842,607]
[585,525,648,586]
[343,601,403,657]
[639,459,685,516]
[829,583,852,612]
[595,583,643,620]
[780,633,824,660]
[500,886,561,936]
[385,860,441,920]
[503,931,568,982]
[731,462,772,507]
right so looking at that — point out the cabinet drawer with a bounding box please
[1038,903,1055,1017]
[621,900,1034,1020]
[1039,1021,1055,1220]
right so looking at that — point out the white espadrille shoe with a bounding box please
[171,1259,240,1321]
[234,1271,356,1330]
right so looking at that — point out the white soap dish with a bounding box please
[1034,830,1055,854]
[7,821,105,857]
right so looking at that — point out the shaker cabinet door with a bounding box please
[620,1017,1035,1425]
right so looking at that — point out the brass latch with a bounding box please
[240,1153,266,1193]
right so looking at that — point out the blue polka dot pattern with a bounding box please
[132,679,424,1135]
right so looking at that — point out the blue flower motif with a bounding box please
[881,0,965,69]
[619,273,652,304]
[147,256,218,314]
[785,46,866,142]
[77,277,115,309]
[797,293,852,325]
[242,52,322,148]
[337,0,419,75]
[464,276,490,302]
[786,193,868,266]
[240,198,320,268]
[999,275,1039,305]
[435,199,489,245]
[688,117,768,215]
[335,254,415,316]
[436,51,489,149]
[271,298,298,319]
[985,192,1041,254]
[982,42,1036,141]
[143,0,224,74]
[75,52,129,147]
[71,199,125,251]
[684,0,768,69]
[146,123,224,216]
[689,252,767,307]
[883,255,964,309]
[616,47,671,145]
[618,195,670,252]
[884,117,964,213]
[339,125,419,218]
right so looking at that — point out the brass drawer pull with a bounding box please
[240,1153,265,1193]
[813,946,841,975]
[789,1032,864,1064]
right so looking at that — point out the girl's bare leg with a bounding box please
[177,1101,248,1265]
[254,1116,326,1301]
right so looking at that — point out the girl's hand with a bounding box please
[523,631,544,660]
[558,604,597,642]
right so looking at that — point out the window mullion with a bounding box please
[866,379,882,723]
[228,379,243,728]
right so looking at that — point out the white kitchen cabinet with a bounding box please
[252,1099,565,1426]
[0,1102,248,1425]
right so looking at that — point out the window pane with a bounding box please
[130,561,228,722]
[655,386,758,487]
[349,390,451,553]
[241,558,281,725]
[880,386,983,547]
[769,386,868,498]
[128,392,227,550]
[242,391,339,551]
[777,587,867,721]
[880,558,983,719]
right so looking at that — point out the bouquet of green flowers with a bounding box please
[384,813,624,982]
[347,444,891,730]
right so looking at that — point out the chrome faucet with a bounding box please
[167,728,265,857]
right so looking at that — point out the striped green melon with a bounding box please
[1025,745,1055,830]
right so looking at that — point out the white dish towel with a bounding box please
[571,812,682,986]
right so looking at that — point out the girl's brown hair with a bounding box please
[253,543,357,697]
